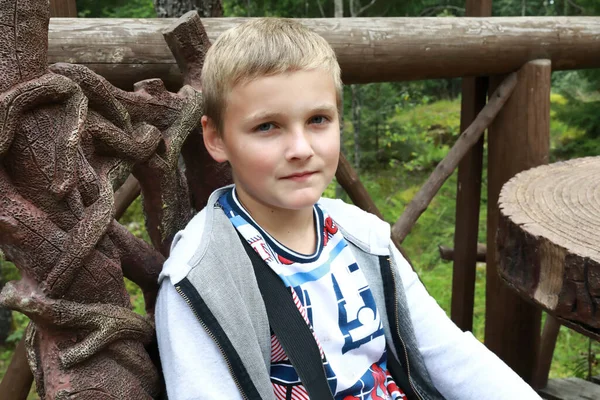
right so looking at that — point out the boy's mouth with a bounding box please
[281,171,317,180]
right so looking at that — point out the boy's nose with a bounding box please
[285,128,314,161]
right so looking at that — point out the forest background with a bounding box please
[1,0,600,393]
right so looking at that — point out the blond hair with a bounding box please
[201,18,342,134]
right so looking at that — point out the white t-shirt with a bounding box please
[218,188,406,400]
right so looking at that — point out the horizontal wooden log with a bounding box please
[439,243,486,262]
[498,157,600,341]
[48,17,600,89]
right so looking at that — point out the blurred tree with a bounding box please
[154,0,223,17]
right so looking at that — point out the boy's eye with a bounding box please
[310,116,328,125]
[255,122,275,132]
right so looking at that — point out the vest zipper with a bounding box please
[387,257,424,400]
[175,285,250,400]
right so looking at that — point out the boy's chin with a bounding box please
[279,192,323,211]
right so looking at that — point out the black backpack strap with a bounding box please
[239,234,335,400]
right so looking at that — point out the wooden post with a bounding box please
[450,0,492,332]
[532,315,561,389]
[114,175,141,221]
[49,0,77,17]
[485,59,551,382]
[0,337,33,400]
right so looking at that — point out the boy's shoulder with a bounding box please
[159,206,209,284]
[318,197,390,256]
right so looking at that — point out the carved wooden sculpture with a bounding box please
[498,157,600,341]
[0,0,222,398]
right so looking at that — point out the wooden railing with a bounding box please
[2,6,600,399]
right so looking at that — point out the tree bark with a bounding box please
[154,0,223,18]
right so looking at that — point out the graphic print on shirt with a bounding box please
[218,188,406,400]
[332,271,385,354]
[339,358,406,400]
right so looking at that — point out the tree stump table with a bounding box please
[497,157,600,340]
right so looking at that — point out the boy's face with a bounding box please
[203,69,340,215]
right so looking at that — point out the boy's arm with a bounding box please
[390,245,542,400]
[155,278,244,400]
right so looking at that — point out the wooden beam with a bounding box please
[538,377,600,399]
[451,77,486,331]
[0,337,33,400]
[49,0,77,18]
[450,0,492,333]
[464,0,492,16]
[391,72,517,244]
[532,315,561,390]
[485,59,551,383]
[113,175,141,221]
[439,243,486,263]
[47,17,600,90]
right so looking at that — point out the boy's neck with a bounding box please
[235,189,317,255]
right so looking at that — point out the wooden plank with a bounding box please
[465,0,492,16]
[485,59,551,382]
[0,337,33,400]
[450,0,491,331]
[539,378,600,400]
[49,0,77,18]
[47,17,600,90]
[533,315,562,389]
[440,243,486,262]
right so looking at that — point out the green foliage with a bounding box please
[5,312,28,344]
[77,0,155,17]
[549,79,600,160]
[0,258,19,283]
[120,197,151,243]
[385,99,461,172]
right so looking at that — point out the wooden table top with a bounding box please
[497,156,600,340]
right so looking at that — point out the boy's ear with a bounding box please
[202,116,228,163]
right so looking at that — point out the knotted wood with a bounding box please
[498,157,600,341]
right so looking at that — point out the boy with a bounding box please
[156,18,541,400]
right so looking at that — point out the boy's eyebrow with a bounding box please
[310,104,338,114]
[244,111,286,124]
[245,104,338,124]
